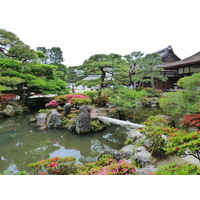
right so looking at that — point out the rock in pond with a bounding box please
[47,109,62,128]
[3,105,15,117]
[36,113,47,127]
[76,105,91,134]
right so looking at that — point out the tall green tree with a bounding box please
[36,47,64,64]
[0,29,38,63]
[0,59,68,100]
[137,53,166,92]
[123,51,144,87]
[78,53,128,89]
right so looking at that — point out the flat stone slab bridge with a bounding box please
[95,116,145,129]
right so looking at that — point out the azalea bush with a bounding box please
[45,94,91,108]
[164,129,200,162]
[55,94,91,106]
[140,116,175,156]
[149,162,200,175]
[180,114,200,130]
[79,154,136,175]
[28,156,77,175]
[45,100,59,108]
[140,116,200,162]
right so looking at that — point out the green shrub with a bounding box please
[91,119,106,131]
[140,116,175,156]
[150,162,200,175]
[83,91,98,103]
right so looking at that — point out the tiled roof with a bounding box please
[159,51,200,69]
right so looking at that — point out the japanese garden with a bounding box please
[0,28,200,175]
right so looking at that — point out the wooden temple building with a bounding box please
[154,46,200,90]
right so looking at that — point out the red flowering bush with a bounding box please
[79,154,136,175]
[180,114,200,130]
[28,156,77,175]
[164,129,200,162]
[141,116,200,161]
[0,93,16,102]
[140,116,174,156]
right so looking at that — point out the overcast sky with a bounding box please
[1,0,200,66]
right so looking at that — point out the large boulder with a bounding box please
[36,113,47,127]
[76,105,91,134]
[3,105,15,117]
[136,165,158,175]
[46,109,62,128]
[119,144,135,159]
[134,146,152,167]
[63,103,71,116]
[126,130,146,144]
[98,149,122,161]
[155,115,175,127]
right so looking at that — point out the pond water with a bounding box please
[0,108,167,174]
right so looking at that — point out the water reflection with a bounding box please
[0,112,128,173]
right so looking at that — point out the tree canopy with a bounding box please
[0,29,69,99]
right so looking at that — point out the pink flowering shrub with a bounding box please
[45,100,59,108]
[55,94,91,106]
[79,154,136,175]
[45,94,91,108]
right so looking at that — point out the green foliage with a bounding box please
[137,53,166,92]
[151,162,200,175]
[0,76,24,86]
[177,73,200,91]
[0,59,22,72]
[159,73,200,115]
[108,86,147,112]
[164,129,200,161]
[94,93,108,106]
[91,119,106,131]
[28,157,77,175]
[83,90,98,103]
[159,92,200,116]
[36,47,64,64]
[140,116,200,161]
[79,53,128,89]
[140,116,173,156]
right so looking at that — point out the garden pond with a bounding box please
[0,107,181,174]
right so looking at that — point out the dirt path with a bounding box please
[88,105,99,118]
